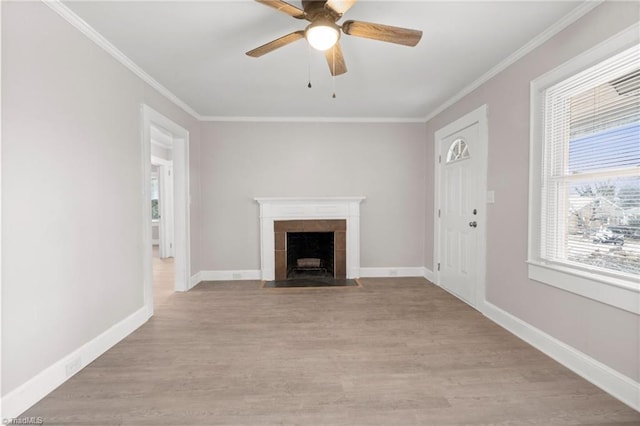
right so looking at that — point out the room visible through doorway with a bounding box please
[142,104,191,316]
[150,127,175,307]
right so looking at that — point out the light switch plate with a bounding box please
[487,190,495,204]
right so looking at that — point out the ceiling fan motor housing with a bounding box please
[301,0,341,22]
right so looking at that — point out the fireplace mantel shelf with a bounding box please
[255,196,365,280]
[254,196,366,204]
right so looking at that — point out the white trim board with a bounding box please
[150,155,172,167]
[484,302,640,413]
[359,267,428,278]
[0,0,4,419]
[195,268,432,283]
[189,272,202,290]
[199,116,425,123]
[2,306,150,419]
[198,270,262,282]
[423,268,434,283]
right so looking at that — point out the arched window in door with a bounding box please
[446,138,470,163]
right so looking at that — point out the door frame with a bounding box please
[151,156,174,259]
[433,104,488,311]
[141,105,191,316]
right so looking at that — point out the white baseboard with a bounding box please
[359,267,427,278]
[194,268,431,282]
[423,267,434,283]
[2,306,150,418]
[194,268,430,282]
[199,270,262,281]
[189,271,202,289]
[483,302,640,412]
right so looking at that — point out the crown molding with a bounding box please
[42,0,603,126]
[198,115,425,123]
[43,0,202,121]
[424,0,603,123]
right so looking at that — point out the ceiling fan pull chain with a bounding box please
[332,47,337,99]
[307,44,312,88]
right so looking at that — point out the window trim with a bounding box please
[528,23,640,314]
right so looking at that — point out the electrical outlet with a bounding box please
[232,272,242,280]
[65,357,82,377]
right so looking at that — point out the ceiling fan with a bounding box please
[246,0,423,77]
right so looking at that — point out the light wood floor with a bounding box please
[152,245,174,308]
[23,276,640,425]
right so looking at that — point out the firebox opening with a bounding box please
[286,232,334,279]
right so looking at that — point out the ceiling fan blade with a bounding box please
[342,20,422,47]
[246,31,305,57]
[325,0,357,17]
[255,0,306,19]
[324,42,347,76]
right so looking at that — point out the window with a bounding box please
[446,138,470,163]
[529,26,639,313]
[151,173,160,221]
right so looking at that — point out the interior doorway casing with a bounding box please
[141,105,191,316]
[433,104,488,311]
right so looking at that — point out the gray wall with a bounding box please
[423,1,640,381]
[199,121,426,271]
[1,2,201,395]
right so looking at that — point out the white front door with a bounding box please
[435,106,488,309]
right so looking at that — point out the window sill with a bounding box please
[527,261,639,314]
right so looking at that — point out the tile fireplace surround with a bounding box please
[254,197,365,281]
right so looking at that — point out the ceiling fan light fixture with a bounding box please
[305,21,340,51]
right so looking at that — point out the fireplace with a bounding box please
[287,233,334,278]
[274,220,346,280]
[254,197,365,281]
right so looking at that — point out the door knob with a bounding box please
[469,221,477,228]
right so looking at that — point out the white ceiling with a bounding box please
[63,0,586,120]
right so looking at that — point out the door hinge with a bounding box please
[168,170,171,176]
[439,155,441,164]
[438,209,441,218]
[170,243,173,249]
[437,263,440,271]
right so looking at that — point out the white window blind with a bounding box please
[541,43,640,277]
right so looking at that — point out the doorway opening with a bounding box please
[141,105,190,317]
[150,127,175,307]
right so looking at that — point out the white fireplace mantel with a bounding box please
[255,197,365,280]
